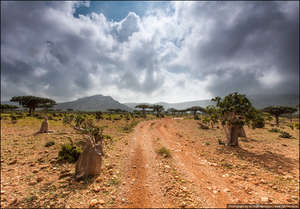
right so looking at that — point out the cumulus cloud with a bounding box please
[1,1,298,103]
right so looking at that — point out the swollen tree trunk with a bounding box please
[75,137,103,180]
[224,124,246,147]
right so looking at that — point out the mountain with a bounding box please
[54,95,132,112]
[124,94,299,110]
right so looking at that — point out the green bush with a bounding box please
[123,121,139,133]
[157,147,171,158]
[45,141,55,147]
[58,143,82,163]
[269,128,280,133]
[295,123,300,129]
[279,131,292,139]
[252,117,265,128]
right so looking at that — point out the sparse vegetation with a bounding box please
[279,131,292,139]
[58,143,82,163]
[157,147,171,158]
[45,141,55,147]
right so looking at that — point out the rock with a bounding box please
[250,172,256,176]
[291,196,298,200]
[11,198,18,205]
[89,199,98,207]
[37,177,43,183]
[93,186,101,192]
[165,165,171,169]
[32,169,39,173]
[260,179,266,184]
[96,177,102,183]
[121,198,126,203]
[213,190,218,194]
[272,186,277,190]
[1,190,5,194]
[28,181,37,186]
[222,174,229,177]
[261,197,269,202]
[174,176,179,179]
[8,159,17,165]
[223,188,230,193]
[98,200,105,205]
[132,165,136,168]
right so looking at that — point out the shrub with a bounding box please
[123,121,139,133]
[295,123,300,129]
[45,141,55,147]
[58,143,82,163]
[269,128,280,133]
[279,131,292,139]
[252,116,265,128]
[157,147,171,158]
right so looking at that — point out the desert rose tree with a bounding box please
[186,106,206,120]
[212,92,258,146]
[150,105,164,118]
[10,96,56,115]
[262,106,297,126]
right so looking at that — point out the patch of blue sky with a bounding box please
[74,1,172,22]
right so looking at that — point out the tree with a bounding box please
[10,96,56,115]
[150,105,164,118]
[262,106,297,126]
[63,114,104,180]
[212,92,258,146]
[0,104,19,112]
[135,104,150,118]
[205,105,219,128]
[95,111,103,120]
[186,106,206,120]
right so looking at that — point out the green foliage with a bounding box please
[279,131,292,139]
[212,92,258,127]
[262,106,297,117]
[95,111,103,120]
[295,123,300,129]
[157,147,171,158]
[251,111,265,128]
[58,143,82,163]
[150,105,165,118]
[45,141,55,147]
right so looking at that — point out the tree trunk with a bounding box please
[224,124,246,146]
[75,137,103,180]
[275,115,279,126]
[142,109,146,118]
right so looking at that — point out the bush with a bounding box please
[157,147,171,158]
[269,128,280,133]
[58,143,82,163]
[252,117,265,128]
[295,123,300,129]
[123,121,139,133]
[45,141,55,147]
[279,131,292,139]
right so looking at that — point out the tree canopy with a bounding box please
[262,106,297,126]
[10,96,56,114]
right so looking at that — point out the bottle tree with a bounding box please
[10,96,56,115]
[262,106,297,126]
[63,114,104,180]
[212,92,258,146]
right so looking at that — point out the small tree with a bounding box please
[63,114,104,180]
[186,106,206,120]
[262,106,297,126]
[135,104,150,118]
[10,96,56,115]
[205,105,219,128]
[212,92,258,146]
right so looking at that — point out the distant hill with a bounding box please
[54,95,132,112]
[124,94,299,110]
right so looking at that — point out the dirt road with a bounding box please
[116,118,299,208]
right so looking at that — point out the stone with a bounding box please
[261,197,268,202]
[89,199,98,207]
[93,187,101,192]
[98,200,105,205]
[28,181,37,186]
[37,177,43,183]
[32,169,39,173]
[213,190,218,194]
[8,159,17,165]
[223,188,230,193]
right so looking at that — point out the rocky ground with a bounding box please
[1,116,299,208]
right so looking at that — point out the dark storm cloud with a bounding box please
[183,1,299,96]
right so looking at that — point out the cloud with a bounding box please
[1,1,299,103]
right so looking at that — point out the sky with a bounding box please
[1,1,299,103]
